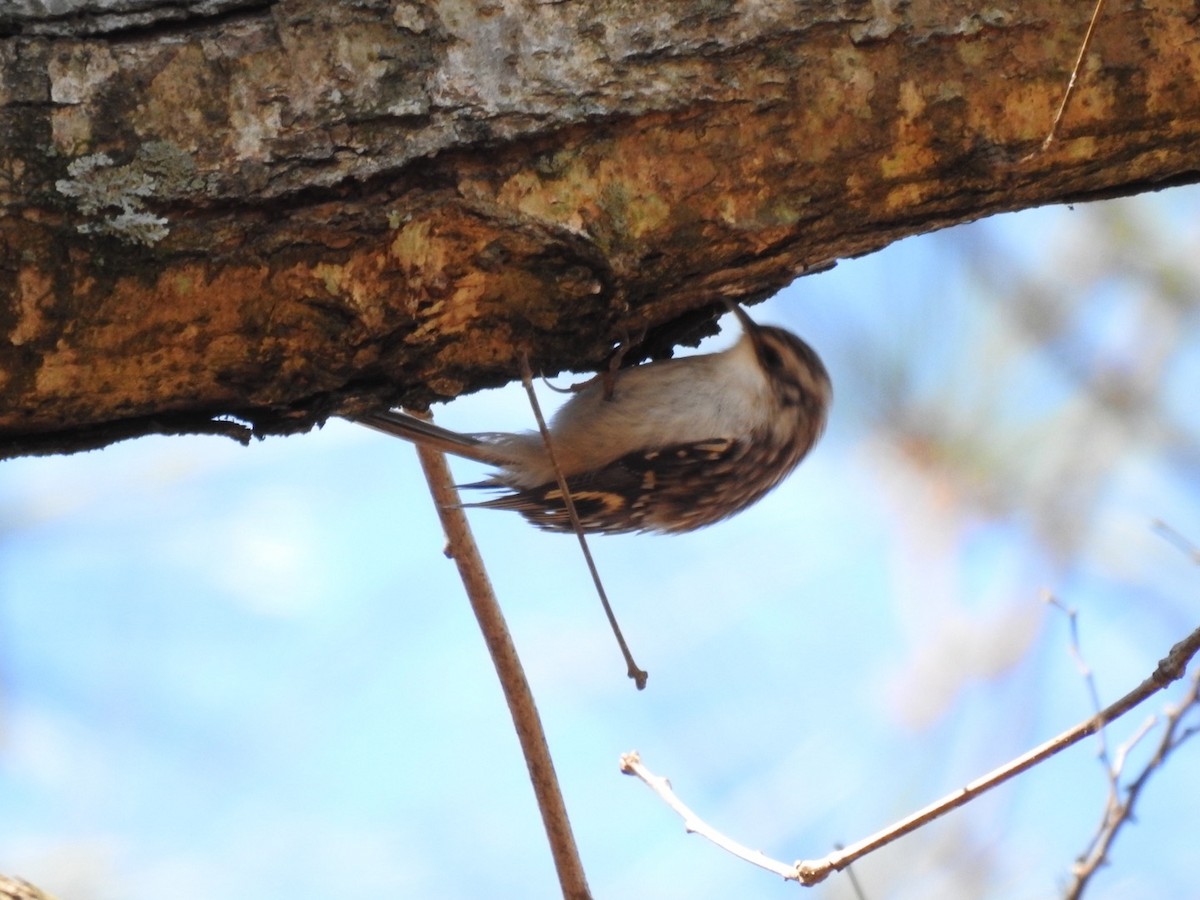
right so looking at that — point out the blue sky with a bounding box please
[1,187,1198,900]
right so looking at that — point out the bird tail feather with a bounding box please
[354,410,502,467]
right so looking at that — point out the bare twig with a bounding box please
[1107,715,1158,777]
[1152,519,1200,564]
[1066,669,1200,898]
[1063,522,1200,897]
[619,751,800,881]
[413,419,592,900]
[832,844,869,900]
[621,623,1200,887]
[516,353,649,690]
[1039,0,1108,151]
[1045,593,1110,768]
[1046,592,1156,891]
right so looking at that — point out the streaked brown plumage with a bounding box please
[357,305,831,534]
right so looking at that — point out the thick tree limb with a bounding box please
[2,0,1199,454]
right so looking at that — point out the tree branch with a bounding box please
[1063,523,1200,897]
[4,0,1200,452]
[621,621,1200,887]
[1065,671,1200,899]
[413,424,591,900]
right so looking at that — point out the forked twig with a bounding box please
[621,622,1200,887]
[1067,669,1200,898]
[413,421,592,900]
[834,844,869,900]
[1045,594,1111,768]
[1063,522,1200,897]
[516,352,649,690]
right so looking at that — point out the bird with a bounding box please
[356,304,832,534]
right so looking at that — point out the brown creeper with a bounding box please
[356,305,832,534]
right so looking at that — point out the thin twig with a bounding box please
[1066,669,1200,899]
[1152,519,1200,564]
[1039,0,1107,151]
[621,622,1200,887]
[619,751,800,881]
[1044,588,1149,882]
[516,352,649,690]
[1064,522,1200,897]
[832,844,869,900]
[1045,593,1110,769]
[1109,715,1158,774]
[413,418,592,900]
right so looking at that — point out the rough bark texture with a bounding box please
[1,0,1198,455]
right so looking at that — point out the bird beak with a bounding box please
[722,300,758,334]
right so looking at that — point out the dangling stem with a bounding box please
[413,422,593,898]
[516,352,649,690]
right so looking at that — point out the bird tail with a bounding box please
[354,410,504,467]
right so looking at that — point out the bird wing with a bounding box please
[467,437,747,535]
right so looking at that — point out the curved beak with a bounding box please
[722,299,758,334]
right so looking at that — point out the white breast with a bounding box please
[490,334,770,487]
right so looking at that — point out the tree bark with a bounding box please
[1,0,1197,455]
